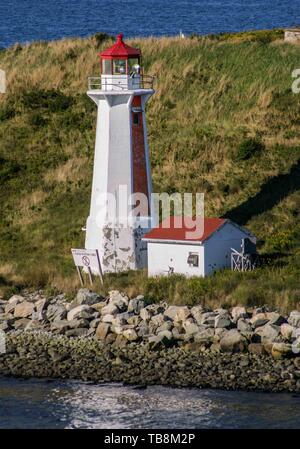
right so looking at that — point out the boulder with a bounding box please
[157,330,174,346]
[280,323,294,340]
[140,308,151,321]
[73,288,102,306]
[250,313,269,329]
[101,303,119,316]
[5,295,24,314]
[32,298,49,321]
[199,312,217,326]
[51,320,71,333]
[109,290,129,311]
[183,321,199,335]
[123,329,138,341]
[266,312,286,326]
[128,297,144,314]
[237,318,252,333]
[65,328,89,337]
[96,322,110,340]
[102,314,115,323]
[190,305,204,324]
[127,315,140,326]
[248,343,266,355]
[231,306,247,322]
[271,343,293,359]
[46,304,67,322]
[194,328,215,343]
[137,323,149,338]
[150,313,165,327]
[288,311,300,328]
[220,330,247,353]
[67,305,94,321]
[255,324,280,343]
[14,301,34,319]
[164,306,190,322]
[13,318,31,330]
[215,314,232,329]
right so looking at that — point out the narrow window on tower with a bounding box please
[133,112,139,125]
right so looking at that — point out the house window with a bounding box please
[187,252,199,267]
[133,112,139,125]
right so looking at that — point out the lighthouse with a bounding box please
[85,34,156,273]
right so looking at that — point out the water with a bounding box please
[0,0,299,48]
[0,377,300,428]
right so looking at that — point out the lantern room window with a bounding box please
[102,59,112,75]
[113,59,126,74]
[128,58,140,75]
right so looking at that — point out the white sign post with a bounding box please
[71,248,104,286]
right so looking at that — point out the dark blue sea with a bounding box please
[0,0,299,48]
[1,378,300,429]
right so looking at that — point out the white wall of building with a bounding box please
[146,222,254,278]
[147,242,205,277]
[204,222,252,275]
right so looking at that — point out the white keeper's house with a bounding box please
[143,217,256,277]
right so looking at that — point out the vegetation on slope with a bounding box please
[0,29,300,311]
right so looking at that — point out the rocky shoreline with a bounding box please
[1,289,300,392]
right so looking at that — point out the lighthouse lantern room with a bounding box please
[85,34,156,274]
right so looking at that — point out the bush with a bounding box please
[21,89,74,113]
[236,137,265,161]
[94,33,112,47]
[0,157,21,181]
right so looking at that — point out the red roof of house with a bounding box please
[100,33,141,58]
[143,217,226,242]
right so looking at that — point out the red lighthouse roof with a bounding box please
[100,33,141,58]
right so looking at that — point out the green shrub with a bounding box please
[0,157,21,181]
[21,89,74,113]
[94,33,112,47]
[236,137,265,161]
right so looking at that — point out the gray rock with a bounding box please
[215,314,232,329]
[101,303,119,316]
[164,306,190,322]
[32,298,49,321]
[250,313,269,329]
[190,305,204,324]
[288,311,300,328]
[128,297,144,314]
[67,305,94,321]
[13,318,31,330]
[280,323,294,340]
[102,314,115,323]
[237,318,252,333]
[194,328,215,343]
[255,324,280,343]
[51,320,70,333]
[14,301,34,319]
[123,328,138,341]
[220,330,247,353]
[150,313,165,327]
[199,312,217,326]
[65,328,89,337]
[46,304,67,322]
[137,322,149,338]
[96,322,110,340]
[183,321,199,335]
[73,288,102,306]
[156,321,173,333]
[109,290,129,311]
[266,312,286,326]
[140,308,151,321]
[231,306,247,322]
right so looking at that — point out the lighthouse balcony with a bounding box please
[88,74,154,92]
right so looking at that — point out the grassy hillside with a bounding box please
[0,29,300,311]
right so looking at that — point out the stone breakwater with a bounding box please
[1,289,300,391]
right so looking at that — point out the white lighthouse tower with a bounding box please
[85,34,156,273]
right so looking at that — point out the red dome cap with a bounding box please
[100,33,141,58]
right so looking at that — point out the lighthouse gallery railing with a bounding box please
[88,75,155,91]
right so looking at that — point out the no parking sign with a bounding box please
[71,248,103,285]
